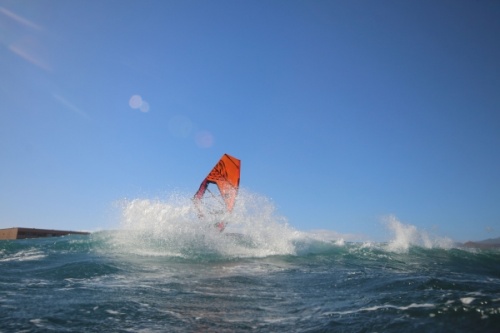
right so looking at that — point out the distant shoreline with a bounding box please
[462,242,500,249]
[0,227,90,240]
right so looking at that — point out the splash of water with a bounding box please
[110,190,302,258]
[384,215,454,252]
[109,193,458,258]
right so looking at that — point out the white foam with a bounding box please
[383,215,454,252]
[29,319,46,328]
[324,302,435,316]
[105,309,122,315]
[110,190,303,258]
[0,249,46,262]
[460,297,475,305]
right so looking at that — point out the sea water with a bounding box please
[1,192,499,332]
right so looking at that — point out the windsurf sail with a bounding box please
[193,154,241,230]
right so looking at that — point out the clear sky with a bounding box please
[1,1,499,242]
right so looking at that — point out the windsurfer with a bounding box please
[193,154,241,232]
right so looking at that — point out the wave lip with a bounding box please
[384,215,454,252]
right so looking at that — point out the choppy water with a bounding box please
[1,194,499,332]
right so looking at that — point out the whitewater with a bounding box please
[1,191,499,332]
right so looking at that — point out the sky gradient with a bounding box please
[1,1,499,242]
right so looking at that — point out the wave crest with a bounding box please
[110,191,302,258]
[384,215,454,252]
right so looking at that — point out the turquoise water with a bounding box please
[2,233,500,332]
[1,196,499,332]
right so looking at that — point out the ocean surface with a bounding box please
[1,195,499,332]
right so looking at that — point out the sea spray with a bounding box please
[110,193,460,259]
[384,215,454,252]
[110,190,302,258]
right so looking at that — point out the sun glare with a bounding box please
[129,94,149,112]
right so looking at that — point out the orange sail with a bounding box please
[193,154,241,217]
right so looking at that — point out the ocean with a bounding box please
[1,195,499,332]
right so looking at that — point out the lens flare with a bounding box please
[195,130,214,148]
[139,101,149,113]
[129,94,150,112]
[129,95,143,109]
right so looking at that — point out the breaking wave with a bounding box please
[383,215,455,252]
[101,190,464,261]
[108,190,303,258]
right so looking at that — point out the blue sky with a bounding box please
[1,1,499,242]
